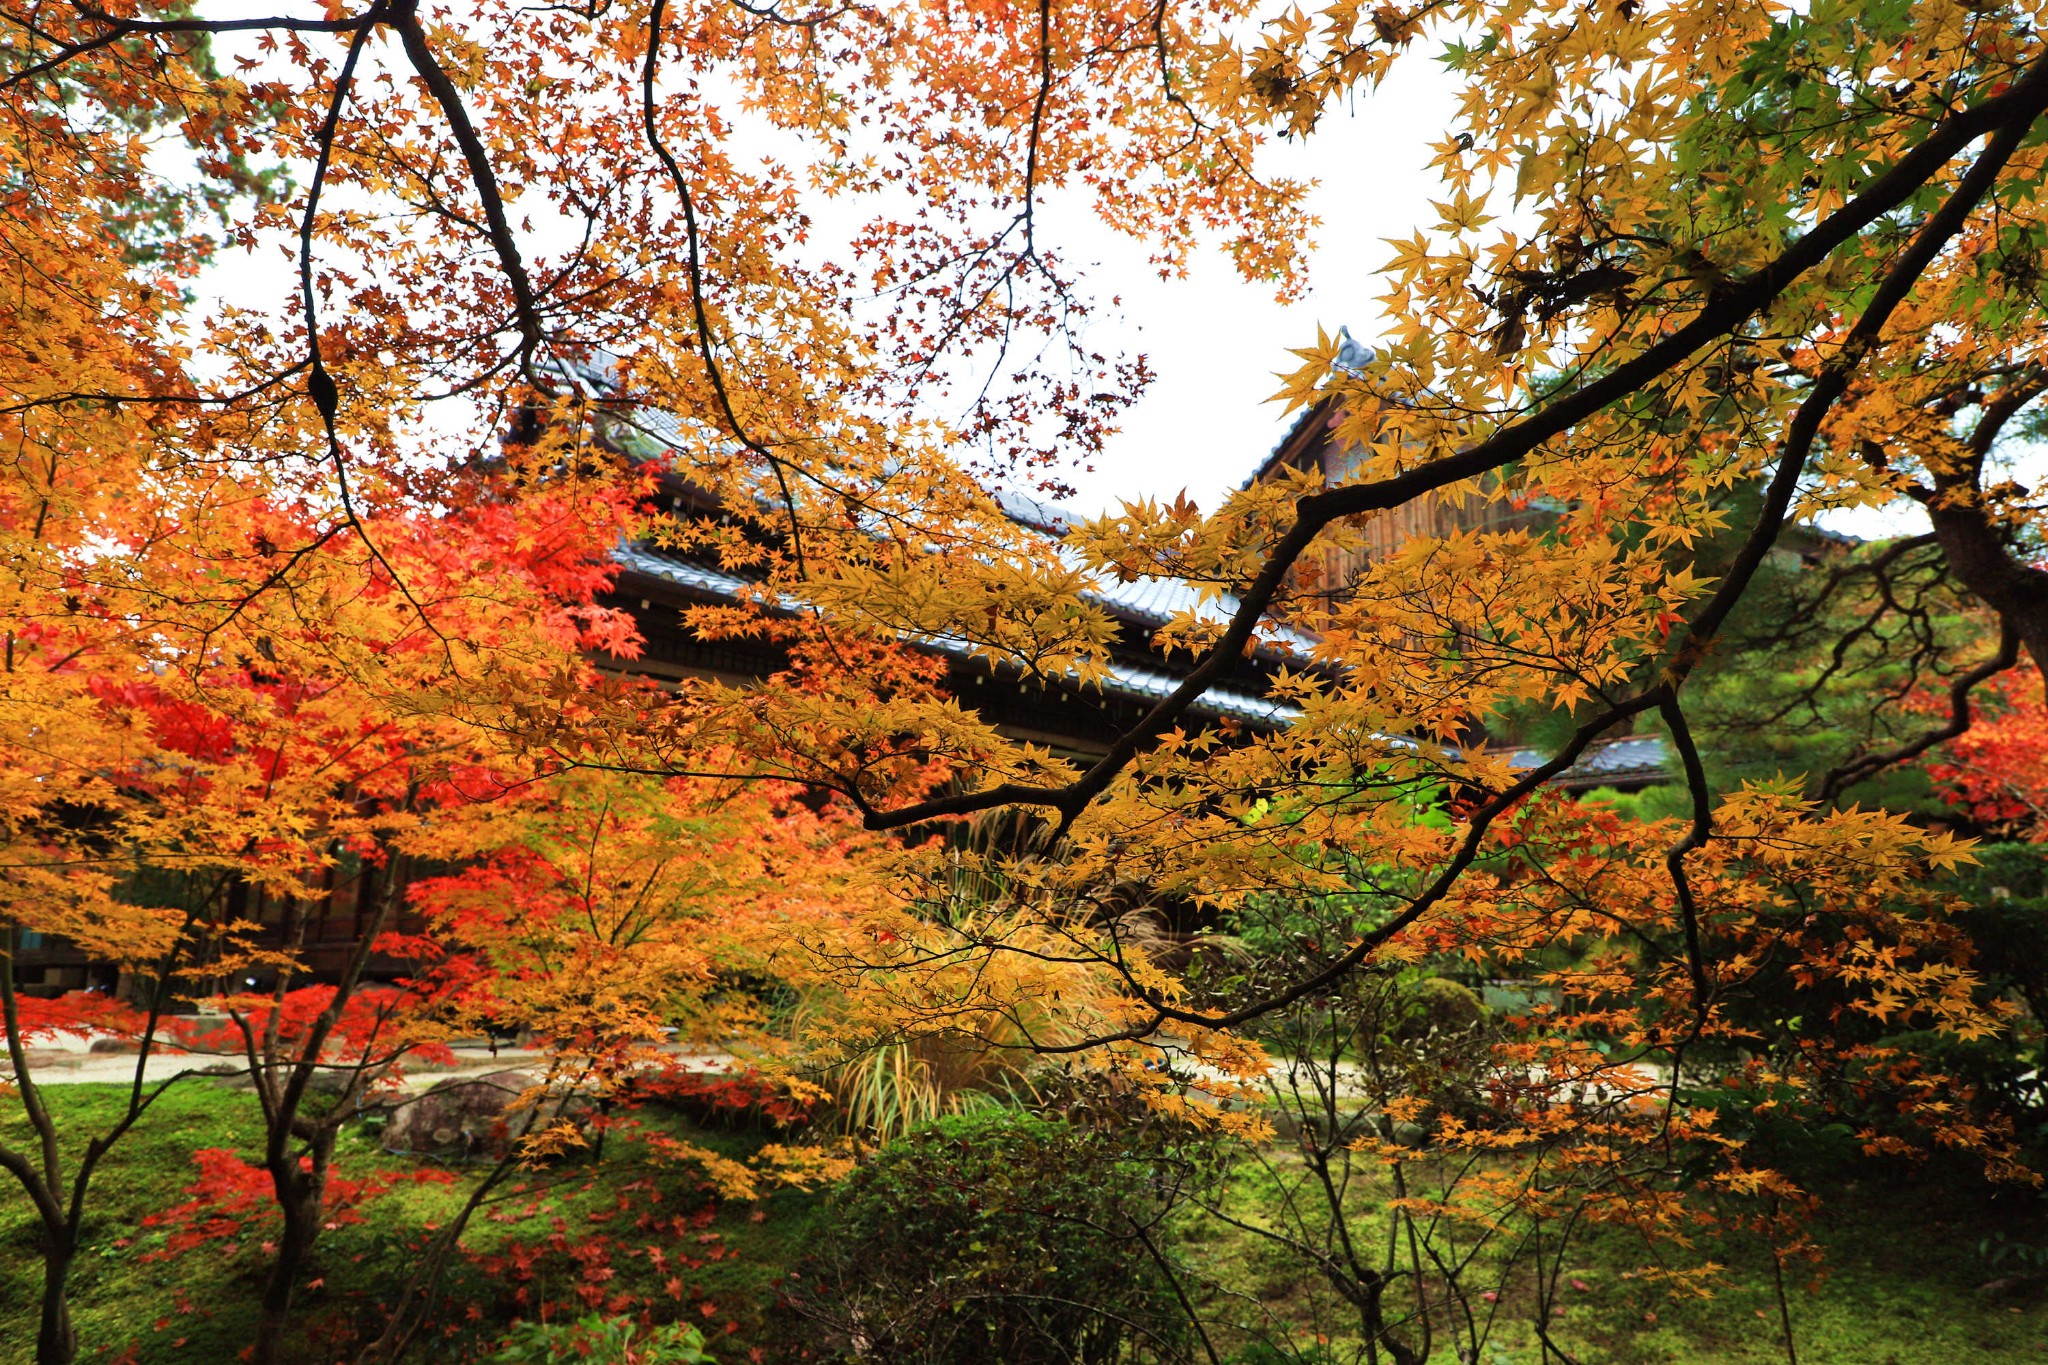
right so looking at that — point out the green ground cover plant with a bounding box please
[1175,1151,2048,1365]
[0,1083,823,1364]
[7,1083,2047,1364]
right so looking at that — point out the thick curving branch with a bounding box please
[390,1,548,369]
[865,49,2048,834]
[999,50,2048,1038]
[0,5,377,91]
[1658,697,1713,1018]
[1920,372,2048,691]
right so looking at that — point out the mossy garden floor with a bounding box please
[2,1083,2044,1363]
[1177,1151,2048,1365]
[0,1082,822,1363]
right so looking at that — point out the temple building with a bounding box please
[12,353,1680,995]
[1240,329,1673,791]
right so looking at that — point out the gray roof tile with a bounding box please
[613,543,1301,728]
[1506,735,1670,784]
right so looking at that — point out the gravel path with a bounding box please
[9,1029,735,1092]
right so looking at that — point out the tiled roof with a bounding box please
[576,358,1312,728]
[613,547,1675,778]
[1242,403,1329,491]
[612,543,753,601]
[1506,735,1670,786]
[1239,326,1377,491]
[583,353,1673,783]
[592,402,1321,663]
[613,543,1302,728]
[1094,657,1299,726]
[992,490,1319,662]
[991,489,1075,536]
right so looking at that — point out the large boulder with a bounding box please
[382,1070,571,1161]
[1390,977,1488,1040]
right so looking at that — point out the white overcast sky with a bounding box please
[186,41,1469,515]
[1037,59,2044,540]
[990,67,1985,540]
[182,18,2013,540]
[1040,59,1465,517]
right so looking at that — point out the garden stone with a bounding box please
[382,1069,566,1161]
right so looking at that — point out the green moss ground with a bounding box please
[0,1083,822,1363]
[1563,1181,2048,1365]
[1176,1154,2048,1365]
[3,1083,2044,1363]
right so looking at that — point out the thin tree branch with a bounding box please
[1820,619,2022,800]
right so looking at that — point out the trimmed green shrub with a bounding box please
[1222,1344,1344,1365]
[1389,976,1487,1041]
[483,1313,713,1364]
[790,1108,1200,1363]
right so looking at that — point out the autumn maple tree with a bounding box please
[1921,666,2048,840]
[8,0,2048,1360]
[0,448,650,1362]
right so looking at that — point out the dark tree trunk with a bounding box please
[1364,1283,1422,1365]
[251,1181,324,1365]
[1928,501,2048,689]
[35,1233,76,1365]
[244,844,406,1363]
